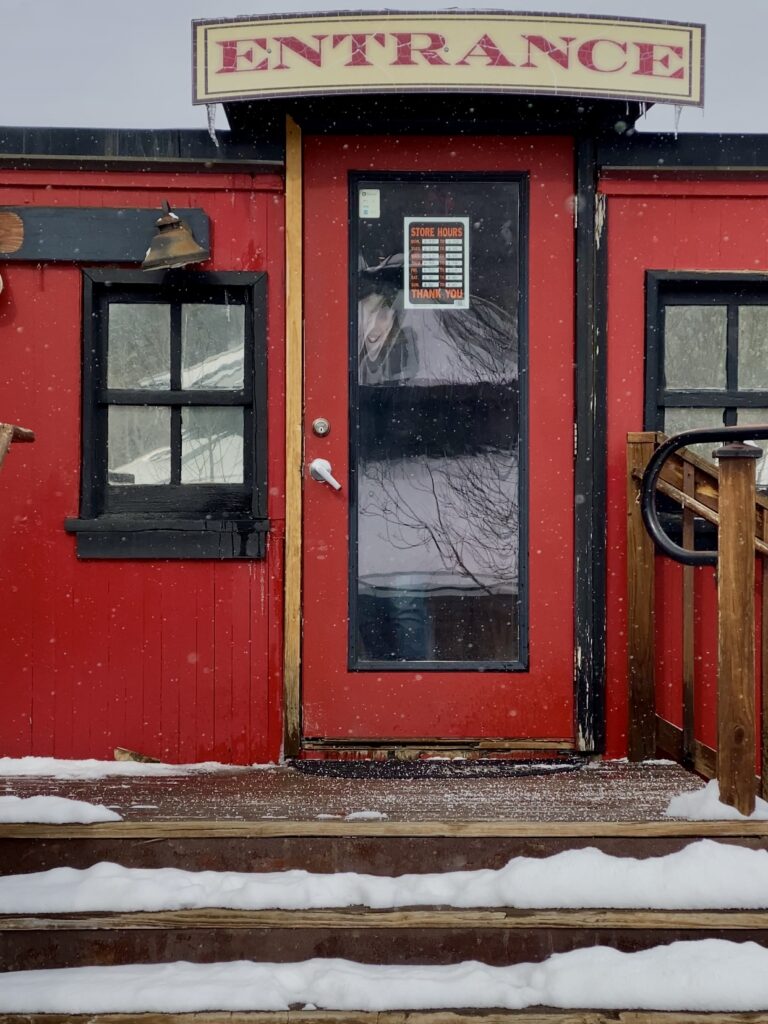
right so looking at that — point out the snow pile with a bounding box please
[666,780,768,820]
[0,756,239,779]
[2,838,767,912]
[0,795,121,824]
[0,942,767,1013]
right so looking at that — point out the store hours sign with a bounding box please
[193,12,704,107]
[405,218,469,310]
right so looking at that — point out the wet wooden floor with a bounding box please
[0,760,705,823]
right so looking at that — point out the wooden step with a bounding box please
[2,908,768,971]
[3,1010,768,1024]
[4,820,768,876]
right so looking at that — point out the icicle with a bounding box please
[206,103,220,148]
[673,104,683,140]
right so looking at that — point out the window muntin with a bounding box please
[71,270,267,559]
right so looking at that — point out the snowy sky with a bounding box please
[0,0,764,135]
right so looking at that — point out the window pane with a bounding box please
[663,406,726,463]
[108,406,171,485]
[664,306,726,389]
[736,408,768,489]
[354,178,520,664]
[181,407,244,483]
[738,307,768,390]
[182,304,245,389]
[108,304,170,389]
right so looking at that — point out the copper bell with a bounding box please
[142,201,209,271]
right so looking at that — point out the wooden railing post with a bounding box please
[762,509,768,802]
[627,433,658,761]
[713,441,760,816]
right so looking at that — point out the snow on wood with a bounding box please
[3,839,768,912]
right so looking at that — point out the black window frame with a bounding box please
[646,271,768,430]
[66,269,269,559]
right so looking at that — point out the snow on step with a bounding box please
[0,795,121,824]
[3,839,768,913]
[1,941,767,1013]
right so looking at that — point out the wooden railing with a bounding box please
[627,428,768,815]
[0,422,34,474]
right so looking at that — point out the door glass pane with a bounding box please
[182,304,245,389]
[108,406,171,485]
[107,304,170,389]
[738,307,768,390]
[181,406,243,483]
[664,306,726,389]
[663,406,726,463]
[353,179,520,665]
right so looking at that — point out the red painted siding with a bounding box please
[0,169,285,764]
[602,176,768,758]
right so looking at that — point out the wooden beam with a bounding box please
[715,445,758,816]
[763,510,768,802]
[627,435,657,760]
[681,463,696,765]
[655,716,717,780]
[4,908,768,931]
[4,818,768,840]
[283,115,303,758]
[4,1010,768,1024]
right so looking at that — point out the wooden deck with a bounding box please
[0,760,707,825]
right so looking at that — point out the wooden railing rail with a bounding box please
[627,428,768,816]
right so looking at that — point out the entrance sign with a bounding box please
[193,12,704,107]
[405,217,469,310]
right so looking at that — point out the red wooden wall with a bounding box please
[602,175,768,758]
[0,168,286,764]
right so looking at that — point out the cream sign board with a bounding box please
[193,12,704,107]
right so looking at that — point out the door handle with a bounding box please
[308,457,342,491]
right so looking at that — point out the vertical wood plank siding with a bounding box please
[0,169,285,763]
[604,178,768,758]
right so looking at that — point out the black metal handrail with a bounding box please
[640,425,768,567]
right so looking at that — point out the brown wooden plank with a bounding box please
[283,114,303,758]
[3,1012,768,1024]
[627,436,658,760]
[0,1013,689,1024]
[0,209,23,253]
[763,510,768,803]
[682,463,696,764]
[3,1013,768,1024]
[655,717,718,780]
[716,449,758,815]
[4,818,768,839]
[4,908,768,931]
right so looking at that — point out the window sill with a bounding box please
[64,516,269,560]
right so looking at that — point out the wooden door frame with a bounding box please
[282,122,605,757]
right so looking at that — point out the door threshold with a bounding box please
[299,739,577,759]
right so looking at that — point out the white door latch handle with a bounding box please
[308,457,342,491]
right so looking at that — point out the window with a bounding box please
[646,273,768,487]
[66,270,268,558]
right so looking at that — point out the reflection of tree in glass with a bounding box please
[358,287,519,595]
[361,451,518,594]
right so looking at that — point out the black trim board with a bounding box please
[574,136,605,754]
[0,207,209,262]
[598,132,768,171]
[0,125,282,169]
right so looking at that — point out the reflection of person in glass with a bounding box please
[356,245,519,664]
